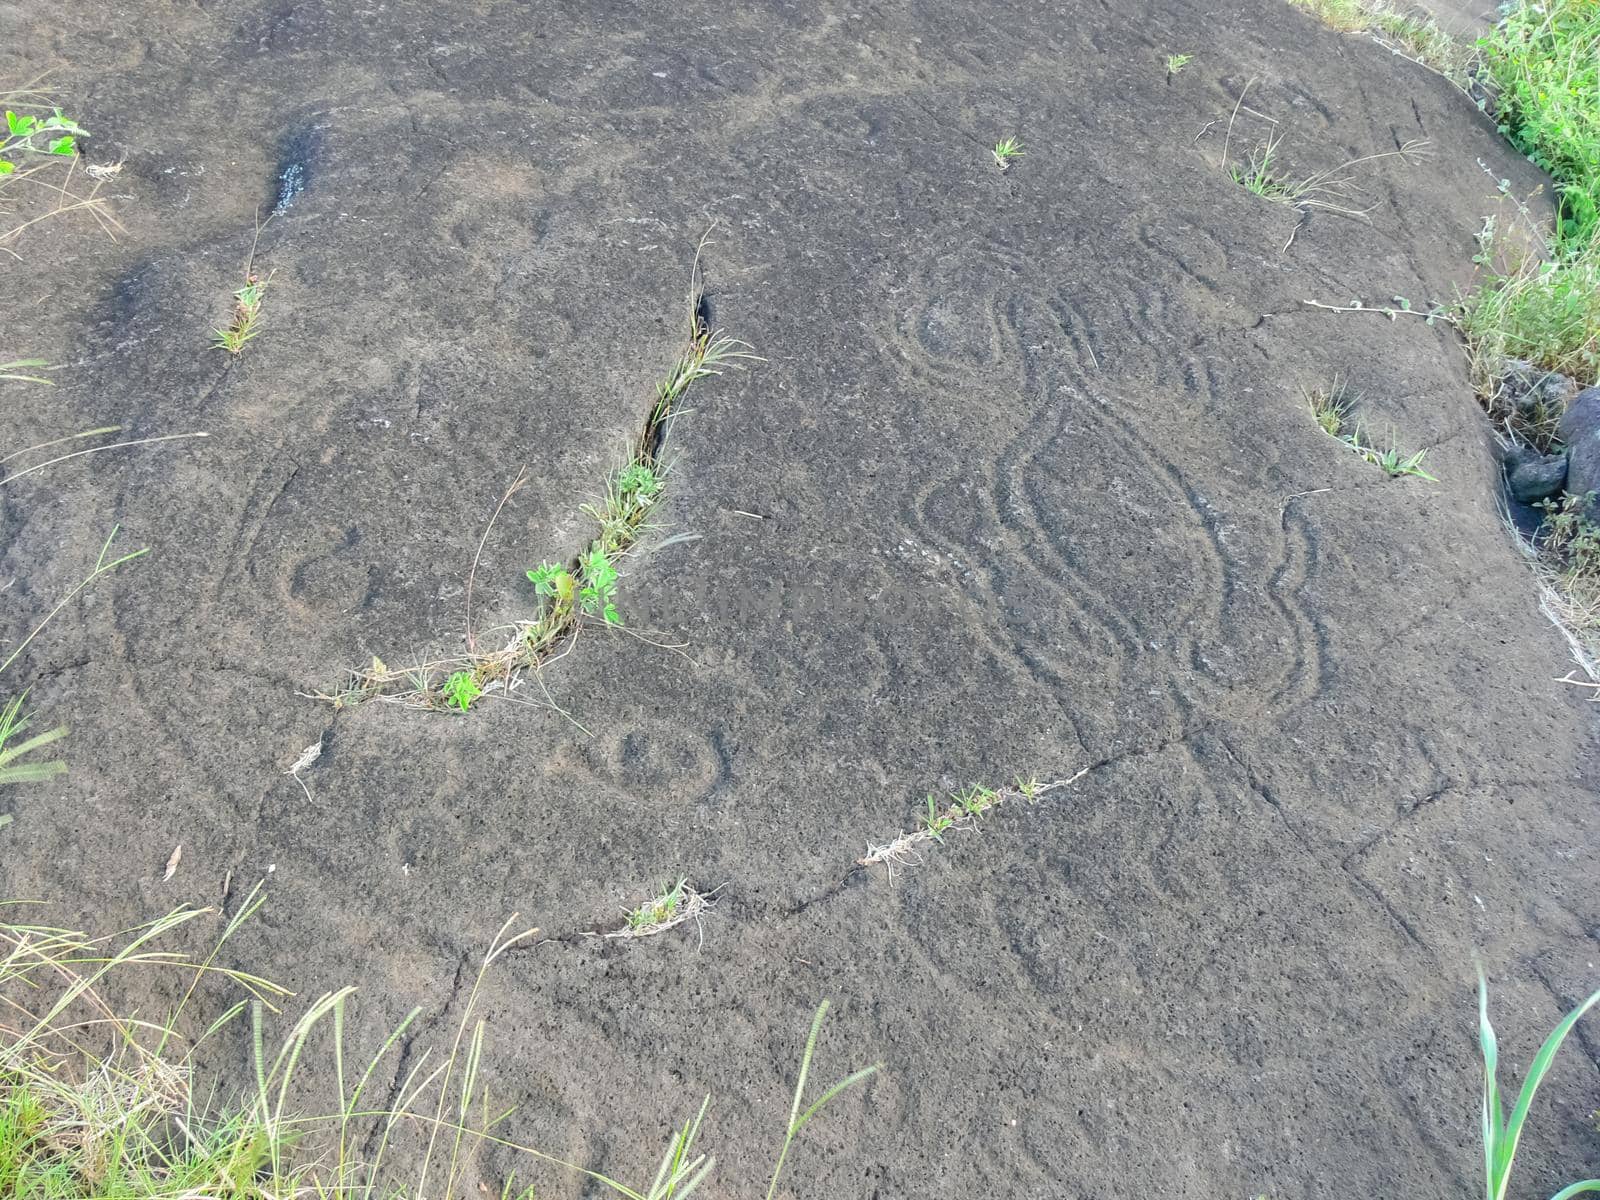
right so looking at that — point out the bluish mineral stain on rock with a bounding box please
[272,161,305,215]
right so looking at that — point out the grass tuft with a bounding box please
[1306,379,1436,479]
[0,898,878,1199]
[860,771,1080,871]
[991,136,1025,170]
[600,877,717,941]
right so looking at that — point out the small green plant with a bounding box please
[1306,377,1354,436]
[1307,384,1435,479]
[0,107,83,175]
[0,693,66,785]
[1165,53,1192,77]
[1478,972,1600,1200]
[625,878,688,931]
[616,462,662,499]
[440,669,483,713]
[526,549,621,630]
[922,794,956,840]
[1339,423,1436,480]
[578,546,621,625]
[992,136,1025,170]
[1537,492,1600,602]
[213,272,270,354]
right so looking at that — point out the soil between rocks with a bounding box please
[2,2,1598,1197]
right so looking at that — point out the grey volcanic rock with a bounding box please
[1,2,1594,1198]
[1504,444,1568,503]
[1502,358,1579,415]
[1559,385,1600,510]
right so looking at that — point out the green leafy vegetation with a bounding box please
[1478,973,1600,1200]
[992,136,1025,169]
[1535,492,1600,610]
[0,90,118,250]
[0,107,83,172]
[0,899,878,1200]
[441,669,484,713]
[1480,1,1600,250]
[1165,53,1192,77]
[1461,210,1600,437]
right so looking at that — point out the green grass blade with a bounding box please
[0,722,68,769]
[1496,984,1600,1185]
[1480,972,1504,1200]
[0,759,66,783]
[1552,1184,1600,1200]
[792,1064,882,1135]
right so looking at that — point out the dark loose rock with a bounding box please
[1558,385,1600,513]
[1504,444,1568,504]
[1502,358,1579,415]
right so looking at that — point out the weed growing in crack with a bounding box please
[213,271,270,354]
[992,136,1025,170]
[1226,128,1426,215]
[1221,82,1425,249]
[1165,53,1193,77]
[322,239,757,714]
[1306,380,1436,480]
[441,669,483,713]
[1305,377,1354,437]
[1354,433,1436,480]
[596,877,714,941]
[861,772,1070,870]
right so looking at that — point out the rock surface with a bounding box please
[1559,385,1600,510]
[0,3,1593,1199]
[1505,444,1569,503]
[1502,358,1579,416]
